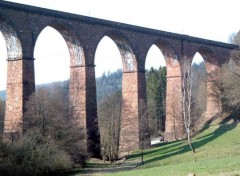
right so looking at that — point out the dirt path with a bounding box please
[70,159,142,175]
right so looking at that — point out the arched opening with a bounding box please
[191,52,207,125]
[34,26,72,124]
[34,26,70,85]
[0,32,7,91]
[95,36,122,100]
[33,25,89,162]
[149,42,182,142]
[95,36,122,161]
[34,24,85,113]
[196,48,221,120]
[145,44,166,144]
[0,31,7,135]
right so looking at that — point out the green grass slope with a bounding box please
[105,117,240,176]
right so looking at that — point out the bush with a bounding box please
[0,83,88,175]
[0,131,72,176]
[24,85,88,166]
[221,61,240,112]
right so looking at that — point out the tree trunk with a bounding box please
[187,129,195,153]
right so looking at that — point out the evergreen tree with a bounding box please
[146,66,166,137]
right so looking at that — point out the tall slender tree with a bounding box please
[182,62,195,153]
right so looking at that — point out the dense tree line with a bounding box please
[96,69,122,102]
[146,67,166,137]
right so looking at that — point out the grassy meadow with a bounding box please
[72,115,240,176]
[107,118,240,176]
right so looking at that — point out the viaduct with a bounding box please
[0,1,238,157]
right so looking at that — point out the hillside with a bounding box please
[109,115,240,176]
[96,69,122,102]
[0,80,69,101]
[75,114,240,176]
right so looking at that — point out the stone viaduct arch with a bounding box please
[145,40,183,141]
[94,31,141,155]
[0,1,238,157]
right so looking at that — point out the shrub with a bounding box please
[0,131,72,176]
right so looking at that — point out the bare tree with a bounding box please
[24,84,87,165]
[98,91,121,162]
[0,99,5,138]
[139,99,151,165]
[220,60,240,112]
[182,62,196,153]
[191,63,207,119]
[169,91,178,141]
[220,31,240,112]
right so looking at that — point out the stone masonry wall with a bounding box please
[119,72,140,156]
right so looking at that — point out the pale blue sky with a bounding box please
[0,0,239,90]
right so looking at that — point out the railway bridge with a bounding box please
[0,1,238,156]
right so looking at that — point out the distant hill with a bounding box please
[96,69,122,102]
[0,90,5,101]
[0,70,123,102]
[0,80,69,101]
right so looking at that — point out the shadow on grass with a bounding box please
[69,113,239,175]
[127,140,184,160]
[192,118,238,150]
[143,142,191,165]
[136,115,238,166]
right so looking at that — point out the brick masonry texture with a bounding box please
[0,1,237,156]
